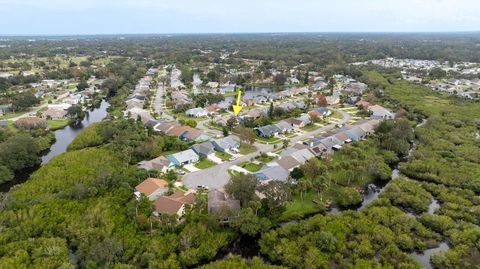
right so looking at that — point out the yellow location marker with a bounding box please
[232,90,243,116]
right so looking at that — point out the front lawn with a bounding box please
[239,144,257,155]
[194,159,217,169]
[48,119,70,130]
[239,162,262,172]
[301,124,322,132]
[256,135,282,144]
[215,151,232,161]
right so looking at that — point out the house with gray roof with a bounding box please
[208,189,240,215]
[276,156,301,171]
[190,141,215,157]
[254,165,290,182]
[212,136,240,152]
[275,121,295,133]
[368,105,395,119]
[255,125,282,138]
[167,149,200,166]
[186,107,208,118]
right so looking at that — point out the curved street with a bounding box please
[183,109,351,190]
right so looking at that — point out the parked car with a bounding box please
[176,169,186,175]
[228,156,237,161]
[197,185,209,190]
[230,148,240,154]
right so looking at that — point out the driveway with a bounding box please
[182,109,350,190]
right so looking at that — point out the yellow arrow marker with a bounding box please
[232,90,243,116]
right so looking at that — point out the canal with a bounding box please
[0,100,110,192]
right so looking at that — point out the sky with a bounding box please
[0,0,479,35]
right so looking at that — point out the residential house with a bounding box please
[276,156,301,171]
[345,127,367,141]
[253,96,268,104]
[206,104,220,114]
[190,141,216,157]
[284,148,315,163]
[309,143,328,156]
[285,118,306,128]
[298,114,312,126]
[42,107,68,120]
[220,83,236,93]
[254,165,290,182]
[275,120,295,133]
[154,121,180,134]
[181,129,210,142]
[368,105,395,119]
[255,125,281,138]
[208,189,241,215]
[356,100,372,109]
[154,191,196,218]
[186,108,208,118]
[212,136,240,152]
[206,82,219,88]
[167,149,200,166]
[14,117,47,129]
[311,107,331,117]
[166,126,195,137]
[138,156,173,173]
[134,178,169,201]
[126,98,144,110]
[124,107,154,124]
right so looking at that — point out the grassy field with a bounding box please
[195,159,216,169]
[301,124,322,131]
[256,135,282,144]
[47,119,70,130]
[280,191,325,221]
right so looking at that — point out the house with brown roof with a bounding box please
[208,189,240,216]
[276,156,301,171]
[356,100,372,109]
[134,178,169,201]
[14,117,47,129]
[154,191,196,218]
[285,118,305,128]
[167,125,195,137]
[42,107,68,120]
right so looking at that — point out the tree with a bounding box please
[230,208,271,236]
[258,181,292,213]
[67,105,83,120]
[225,173,258,206]
[316,94,328,107]
[222,126,229,137]
[0,134,41,172]
[290,167,304,180]
[237,127,256,145]
[268,102,274,119]
[336,187,362,207]
[11,92,39,112]
[0,165,13,184]
[76,79,89,91]
[273,73,287,85]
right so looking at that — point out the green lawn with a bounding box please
[257,154,274,163]
[239,144,257,155]
[239,162,262,172]
[195,159,216,169]
[256,135,282,144]
[280,191,326,221]
[330,110,343,119]
[0,111,27,120]
[215,151,232,161]
[47,119,70,130]
[301,124,322,132]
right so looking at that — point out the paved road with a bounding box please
[183,109,351,190]
[154,82,174,121]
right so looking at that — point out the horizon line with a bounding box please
[1,30,480,37]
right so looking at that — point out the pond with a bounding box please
[0,100,110,192]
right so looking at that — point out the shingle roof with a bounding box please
[276,156,301,170]
[135,178,169,197]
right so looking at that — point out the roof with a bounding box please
[167,126,195,137]
[14,117,47,127]
[289,148,315,163]
[190,141,215,156]
[208,189,241,213]
[276,156,301,170]
[310,144,328,156]
[135,178,169,197]
[154,191,196,214]
[275,121,293,131]
[213,136,239,149]
[334,132,350,142]
[169,149,199,163]
[182,129,205,141]
[256,125,281,136]
[254,166,290,182]
[285,118,303,126]
[139,156,171,171]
